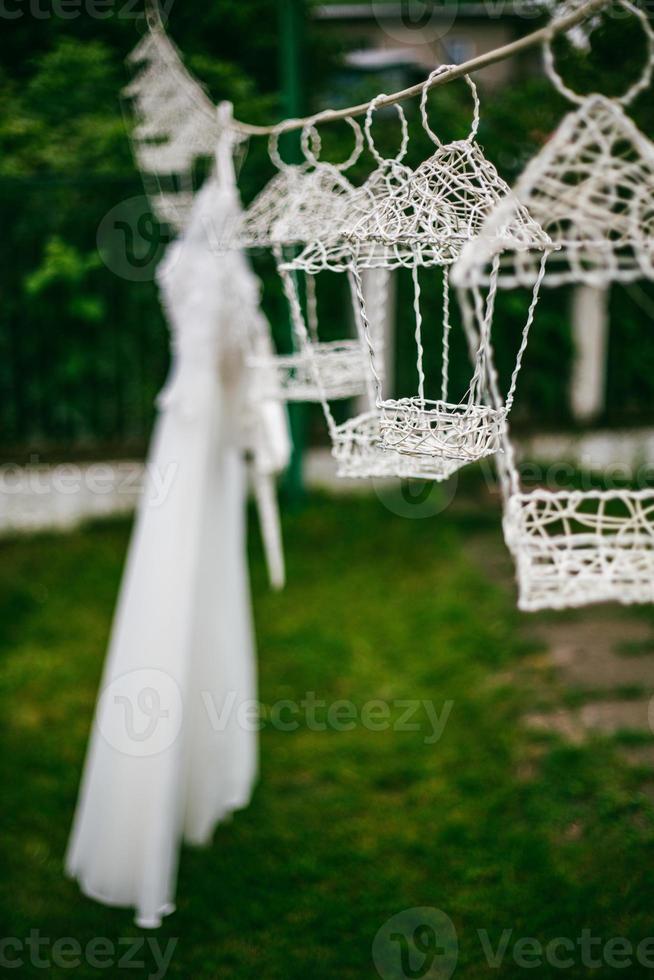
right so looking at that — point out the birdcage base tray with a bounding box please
[513,538,654,611]
[332,411,465,480]
[379,398,505,462]
[248,341,368,403]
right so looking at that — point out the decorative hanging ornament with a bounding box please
[457,0,654,612]
[124,22,226,233]
[240,118,376,403]
[346,70,551,468]
[457,0,654,290]
[461,287,654,612]
[284,76,550,480]
[506,482,654,611]
[279,98,460,481]
[289,98,413,275]
[236,119,360,249]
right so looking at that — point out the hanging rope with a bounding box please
[412,264,426,406]
[143,0,611,137]
[441,267,451,403]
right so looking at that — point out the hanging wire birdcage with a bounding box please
[124,28,225,234]
[506,487,654,610]
[283,74,551,479]
[236,123,357,249]
[336,71,551,470]
[465,300,654,611]
[373,70,552,466]
[472,0,654,290]
[250,57,551,486]
[278,97,465,481]
[239,118,377,403]
[455,0,654,611]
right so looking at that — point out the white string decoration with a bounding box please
[278,99,462,481]
[460,0,654,289]
[456,1,654,611]
[236,120,360,249]
[124,30,225,233]
[353,72,550,468]
[242,118,378,404]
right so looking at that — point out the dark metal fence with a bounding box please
[0,175,170,460]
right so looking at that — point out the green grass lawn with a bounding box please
[1,492,654,978]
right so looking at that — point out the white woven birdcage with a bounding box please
[280,98,466,482]
[456,1,654,612]
[465,0,654,290]
[240,118,378,403]
[345,72,551,469]
[458,274,654,613]
[284,78,551,479]
[124,27,225,234]
[494,396,654,612]
[236,122,359,250]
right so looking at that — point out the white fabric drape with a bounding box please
[66,116,288,927]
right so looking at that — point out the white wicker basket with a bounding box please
[504,490,654,611]
[331,410,465,481]
[322,74,549,471]
[248,339,368,403]
[378,397,506,463]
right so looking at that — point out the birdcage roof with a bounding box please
[454,95,654,289]
[287,140,549,275]
[125,32,220,178]
[236,164,355,249]
[281,161,413,273]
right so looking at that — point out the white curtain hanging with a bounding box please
[66,113,288,927]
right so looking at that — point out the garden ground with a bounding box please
[2,486,654,978]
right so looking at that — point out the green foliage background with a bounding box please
[2,1,654,456]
